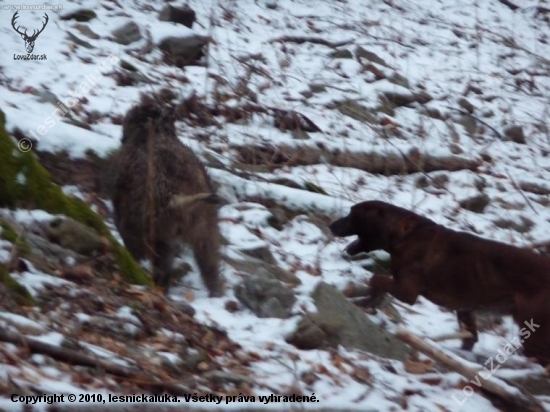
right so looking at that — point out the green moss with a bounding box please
[304,182,328,195]
[0,220,31,256]
[0,109,152,286]
[111,242,152,286]
[0,265,35,306]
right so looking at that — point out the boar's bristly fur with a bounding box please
[112,94,223,297]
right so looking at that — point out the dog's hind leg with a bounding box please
[457,310,478,350]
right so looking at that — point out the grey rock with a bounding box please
[112,21,142,45]
[381,91,416,107]
[286,317,327,349]
[158,35,208,67]
[36,89,60,105]
[504,125,526,144]
[61,9,97,22]
[159,5,196,28]
[457,97,475,114]
[454,114,477,135]
[309,83,327,94]
[388,72,410,89]
[226,250,300,285]
[46,217,102,256]
[286,282,412,361]
[459,193,490,213]
[25,232,79,264]
[234,275,296,319]
[330,49,353,59]
[238,245,277,265]
[419,106,443,120]
[172,300,196,317]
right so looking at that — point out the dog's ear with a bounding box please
[329,214,355,237]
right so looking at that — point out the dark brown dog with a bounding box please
[330,200,550,363]
[111,94,224,297]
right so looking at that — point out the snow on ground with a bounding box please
[1,0,550,410]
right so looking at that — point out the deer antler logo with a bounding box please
[11,11,49,54]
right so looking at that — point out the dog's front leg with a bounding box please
[370,273,421,306]
[457,310,478,351]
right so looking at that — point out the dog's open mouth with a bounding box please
[345,238,365,256]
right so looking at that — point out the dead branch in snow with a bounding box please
[396,327,544,412]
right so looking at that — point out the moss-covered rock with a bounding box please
[0,265,35,306]
[0,219,31,256]
[0,109,151,287]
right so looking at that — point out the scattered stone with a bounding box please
[518,181,550,196]
[286,282,412,361]
[172,300,196,317]
[380,91,416,107]
[503,125,526,144]
[355,46,388,66]
[286,317,327,349]
[267,207,290,230]
[61,9,97,22]
[158,35,208,67]
[457,97,475,114]
[330,49,353,59]
[362,63,386,81]
[234,275,296,318]
[381,90,432,108]
[449,143,464,154]
[74,23,100,39]
[159,5,196,28]
[225,300,239,313]
[459,193,490,213]
[480,108,495,118]
[414,91,433,104]
[309,83,326,94]
[454,114,477,135]
[112,21,142,45]
[35,89,60,105]
[67,32,93,49]
[493,215,534,233]
[420,106,443,120]
[388,72,410,88]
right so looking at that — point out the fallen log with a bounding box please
[396,327,544,412]
[234,143,480,175]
